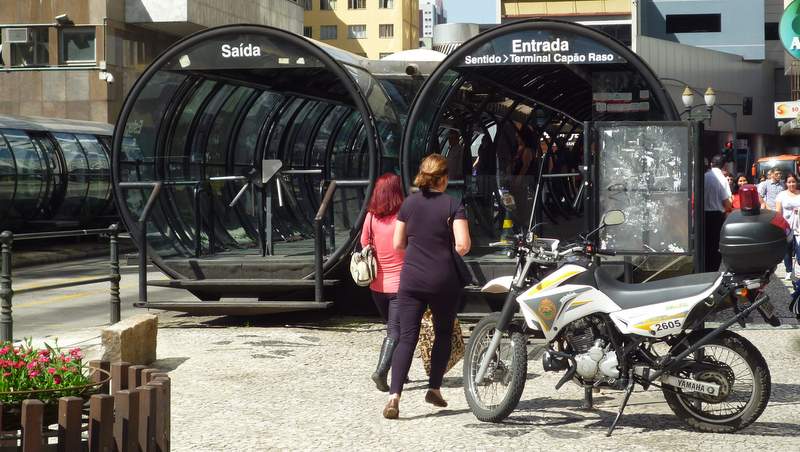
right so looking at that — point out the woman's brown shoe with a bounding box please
[425,390,448,407]
[383,398,399,419]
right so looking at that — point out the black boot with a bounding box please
[372,337,397,392]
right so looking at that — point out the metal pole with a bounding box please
[0,231,13,343]
[138,220,147,304]
[109,224,121,324]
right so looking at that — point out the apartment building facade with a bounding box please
[303,0,420,59]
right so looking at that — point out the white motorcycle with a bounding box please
[463,209,783,436]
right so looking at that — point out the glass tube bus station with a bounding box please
[112,20,690,314]
[0,116,114,231]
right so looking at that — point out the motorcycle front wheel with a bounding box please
[662,330,771,433]
[462,312,528,422]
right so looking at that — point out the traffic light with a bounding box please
[723,141,733,161]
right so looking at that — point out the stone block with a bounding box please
[101,314,158,365]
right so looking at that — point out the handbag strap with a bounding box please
[368,214,375,247]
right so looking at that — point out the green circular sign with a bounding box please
[780,0,800,58]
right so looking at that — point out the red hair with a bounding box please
[368,172,404,218]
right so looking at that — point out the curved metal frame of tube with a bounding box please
[112,24,379,279]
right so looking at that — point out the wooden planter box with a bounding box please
[0,360,171,452]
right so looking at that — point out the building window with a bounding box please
[303,26,313,38]
[60,27,96,65]
[320,25,337,40]
[765,22,779,41]
[665,14,721,33]
[6,27,49,67]
[379,24,394,39]
[348,25,367,39]
[348,0,366,9]
[320,0,335,10]
[379,0,393,8]
[379,52,392,59]
[304,0,312,10]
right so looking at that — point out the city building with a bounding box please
[303,0,420,59]
[498,0,799,159]
[0,0,304,123]
[419,0,446,39]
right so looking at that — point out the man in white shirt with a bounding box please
[704,155,733,272]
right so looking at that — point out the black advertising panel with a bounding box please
[459,30,627,67]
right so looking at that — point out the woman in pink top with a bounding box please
[360,173,405,392]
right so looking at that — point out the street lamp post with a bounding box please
[681,85,716,121]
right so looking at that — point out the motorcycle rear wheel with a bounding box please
[662,330,770,433]
[463,312,528,422]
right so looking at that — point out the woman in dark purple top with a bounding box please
[382,154,471,419]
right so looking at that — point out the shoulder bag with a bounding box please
[350,214,377,287]
[448,197,473,287]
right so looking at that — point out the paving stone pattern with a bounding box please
[156,310,800,451]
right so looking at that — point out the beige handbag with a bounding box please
[416,309,465,376]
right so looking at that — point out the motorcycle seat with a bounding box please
[594,267,722,310]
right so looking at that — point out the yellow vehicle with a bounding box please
[752,155,800,180]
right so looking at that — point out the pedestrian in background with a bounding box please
[775,173,800,281]
[704,155,732,272]
[360,173,405,392]
[383,154,471,419]
[759,168,784,210]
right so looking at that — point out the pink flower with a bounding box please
[27,361,37,370]
[61,366,68,371]
[14,361,24,369]
[0,346,9,354]
[28,370,39,378]
[47,367,56,375]
[38,350,50,357]
[54,375,62,384]
[2,372,10,377]
[38,356,50,364]
[63,356,71,363]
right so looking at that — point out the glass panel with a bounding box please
[52,132,89,219]
[597,123,691,254]
[61,27,96,63]
[2,129,45,219]
[206,86,256,248]
[119,71,188,257]
[76,134,111,218]
[0,133,17,219]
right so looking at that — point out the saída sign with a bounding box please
[780,0,800,59]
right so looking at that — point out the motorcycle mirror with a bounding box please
[601,210,625,227]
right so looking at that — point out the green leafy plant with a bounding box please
[0,339,92,403]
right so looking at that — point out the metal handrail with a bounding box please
[0,223,123,343]
[312,179,371,303]
[314,181,338,304]
[118,182,163,304]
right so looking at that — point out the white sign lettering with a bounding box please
[221,43,262,58]
[511,38,569,53]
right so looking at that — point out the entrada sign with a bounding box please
[780,0,800,59]
[461,30,624,67]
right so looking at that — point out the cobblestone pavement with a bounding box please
[155,307,800,452]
